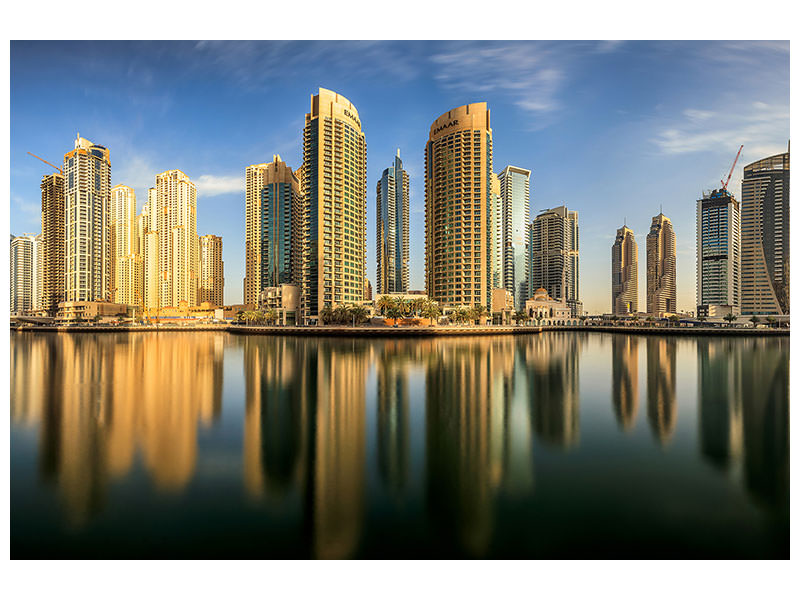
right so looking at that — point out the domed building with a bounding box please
[525,288,571,321]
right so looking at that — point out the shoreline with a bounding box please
[10,324,789,337]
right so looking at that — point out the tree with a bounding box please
[473,305,488,325]
[749,315,761,328]
[386,303,403,321]
[332,306,349,324]
[349,305,369,325]
[377,295,393,316]
[668,315,680,327]
[411,297,426,316]
[264,308,278,325]
[609,314,619,325]
[320,307,334,325]
[513,311,526,325]
[645,316,655,326]
[420,300,441,326]
[236,310,245,324]
[766,315,777,328]
[723,312,737,327]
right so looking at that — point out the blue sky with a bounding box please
[10,40,789,312]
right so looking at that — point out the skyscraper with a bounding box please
[376,149,410,295]
[697,188,740,316]
[301,88,367,321]
[63,134,111,302]
[138,193,159,311]
[199,234,224,307]
[646,213,677,315]
[110,185,142,306]
[490,173,502,291]
[145,170,200,309]
[40,172,64,315]
[497,165,531,309]
[611,225,638,315]
[10,233,41,314]
[528,206,581,316]
[425,102,493,309]
[740,150,790,315]
[246,156,302,300]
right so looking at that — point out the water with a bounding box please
[10,331,789,558]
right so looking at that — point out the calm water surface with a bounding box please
[10,331,789,558]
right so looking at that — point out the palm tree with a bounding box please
[349,305,369,325]
[386,303,403,322]
[513,310,526,325]
[668,315,680,327]
[377,295,393,316]
[723,312,737,327]
[766,315,777,328]
[645,316,655,327]
[749,315,760,328]
[264,308,278,325]
[420,300,441,326]
[320,307,334,325]
[473,305,488,325]
[332,306,349,324]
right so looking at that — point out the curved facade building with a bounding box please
[646,213,676,315]
[740,150,789,315]
[301,88,367,320]
[425,102,493,309]
[611,225,638,315]
[376,150,409,295]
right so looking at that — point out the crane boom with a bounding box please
[720,145,743,191]
[27,152,63,175]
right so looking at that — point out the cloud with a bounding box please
[195,174,244,196]
[12,194,41,230]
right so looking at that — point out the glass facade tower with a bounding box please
[376,150,410,295]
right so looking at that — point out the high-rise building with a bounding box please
[646,212,677,315]
[40,172,64,315]
[245,156,302,306]
[110,185,142,306]
[697,189,740,316]
[376,149,410,295]
[138,193,159,311]
[490,173,502,291]
[143,170,200,309]
[497,165,531,309]
[10,233,42,314]
[611,225,638,315]
[199,234,224,307]
[528,206,581,316]
[63,134,112,302]
[301,88,367,320]
[740,150,790,315]
[425,102,493,309]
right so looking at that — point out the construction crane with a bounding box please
[27,151,63,175]
[720,145,743,191]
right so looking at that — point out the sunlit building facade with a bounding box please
[110,185,142,306]
[497,165,531,310]
[10,233,42,315]
[40,172,65,315]
[611,225,638,315]
[646,212,677,315]
[528,206,581,316]
[376,150,410,295]
[199,234,224,307]
[63,134,112,302]
[425,102,493,309]
[740,150,790,315]
[301,88,367,320]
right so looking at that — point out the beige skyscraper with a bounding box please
[425,102,493,309]
[646,213,677,315]
[528,206,581,316]
[10,233,42,315]
[40,172,65,315]
[143,170,200,309]
[110,185,143,306]
[612,225,638,315]
[63,134,111,302]
[199,234,224,307]
[138,193,159,311]
[301,88,367,320]
[244,162,267,307]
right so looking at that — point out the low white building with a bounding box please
[525,287,571,321]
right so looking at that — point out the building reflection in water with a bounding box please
[9,332,224,527]
[611,335,639,430]
[523,332,581,448]
[376,340,411,498]
[697,338,789,508]
[646,337,677,445]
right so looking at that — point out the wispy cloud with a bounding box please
[654,101,789,158]
[195,174,244,196]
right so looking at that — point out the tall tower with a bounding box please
[490,172,502,290]
[10,234,41,314]
[740,150,789,315]
[110,185,142,306]
[697,188,740,316]
[301,88,367,320]
[611,225,638,315]
[63,134,111,302]
[139,191,160,310]
[199,234,224,307]
[497,165,531,310]
[528,206,581,316]
[376,149,410,295]
[152,170,200,308]
[646,213,677,315]
[425,102,493,309]
[244,162,267,307]
[40,172,65,315]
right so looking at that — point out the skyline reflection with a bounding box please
[11,331,789,558]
